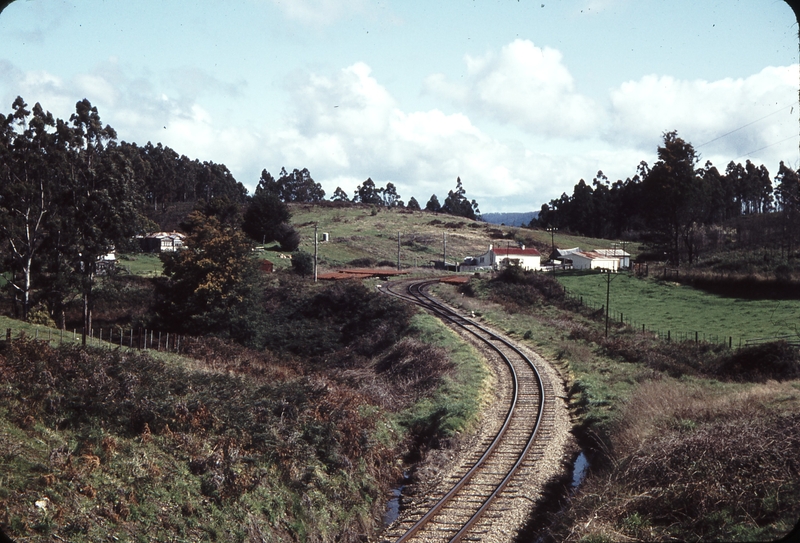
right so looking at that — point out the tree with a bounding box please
[0,98,58,320]
[775,161,800,258]
[640,131,705,264]
[291,251,314,277]
[242,174,292,244]
[442,177,480,220]
[155,210,265,345]
[332,186,350,202]
[260,167,325,203]
[425,194,441,212]
[407,196,421,211]
[381,182,401,207]
[58,100,146,343]
[353,178,383,205]
[274,223,301,251]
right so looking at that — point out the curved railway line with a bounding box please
[380,278,564,543]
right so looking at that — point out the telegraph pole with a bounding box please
[397,231,401,271]
[314,223,318,283]
[443,233,447,271]
[547,226,558,276]
[605,269,611,337]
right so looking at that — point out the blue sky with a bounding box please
[1,0,797,212]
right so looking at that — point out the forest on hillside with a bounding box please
[0,97,482,336]
[534,131,800,267]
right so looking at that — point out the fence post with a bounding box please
[6,328,11,343]
[129,328,133,348]
[667,330,671,342]
[730,337,733,349]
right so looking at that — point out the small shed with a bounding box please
[570,250,619,271]
[596,248,631,269]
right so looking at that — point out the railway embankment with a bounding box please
[434,268,800,542]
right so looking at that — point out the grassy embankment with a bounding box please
[434,268,800,542]
[0,272,490,542]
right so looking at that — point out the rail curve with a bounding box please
[380,278,550,542]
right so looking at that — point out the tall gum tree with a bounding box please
[0,97,59,320]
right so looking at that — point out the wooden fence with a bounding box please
[3,326,185,352]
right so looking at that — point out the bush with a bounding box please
[291,251,314,276]
[709,341,800,382]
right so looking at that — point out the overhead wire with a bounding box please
[734,134,799,161]
[695,103,795,148]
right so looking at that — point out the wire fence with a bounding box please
[3,326,185,352]
[561,288,799,349]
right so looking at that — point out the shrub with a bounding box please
[291,251,314,276]
[709,341,800,382]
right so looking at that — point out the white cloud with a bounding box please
[608,65,799,162]
[424,39,605,138]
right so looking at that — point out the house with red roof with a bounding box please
[463,243,542,271]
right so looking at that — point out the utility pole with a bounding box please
[547,226,558,276]
[443,233,447,271]
[605,268,611,337]
[397,231,401,271]
[314,223,318,283]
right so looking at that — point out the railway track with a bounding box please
[380,278,557,543]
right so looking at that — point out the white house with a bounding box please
[466,244,542,271]
[569,250,619,271]
[596,248,631,269]
[141,232,186,253]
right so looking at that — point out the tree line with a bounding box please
[0,97,483,334]
[534,130,800,265]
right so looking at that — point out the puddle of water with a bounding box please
[571,451,590,490]
[383,486,403,526]
[383,472,410,526]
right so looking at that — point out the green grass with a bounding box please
[556,270,800,343]
[395,312,492,439]
[116,253,164,277]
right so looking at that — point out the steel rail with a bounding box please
[382,278,546,542]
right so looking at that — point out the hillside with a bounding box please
[0,279,490,542]
[286,203,631,270]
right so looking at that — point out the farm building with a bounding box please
[463,244,542,271]
[569,250,619,271]
[596,248,631,269]
[140,232,186,253]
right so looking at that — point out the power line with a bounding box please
[696,103,795,148]
[733,133,799,161]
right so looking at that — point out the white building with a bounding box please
[569,250,619,271]
[596,248,631,269]
[466,244,542,271]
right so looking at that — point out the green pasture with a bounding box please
[116,253,164,276]
[556,270,800,344]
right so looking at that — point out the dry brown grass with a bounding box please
[543,377,800,542]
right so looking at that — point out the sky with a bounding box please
[0,0,798,213]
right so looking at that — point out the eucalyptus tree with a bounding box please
[59,99,146,343]
[0,97,60,320]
